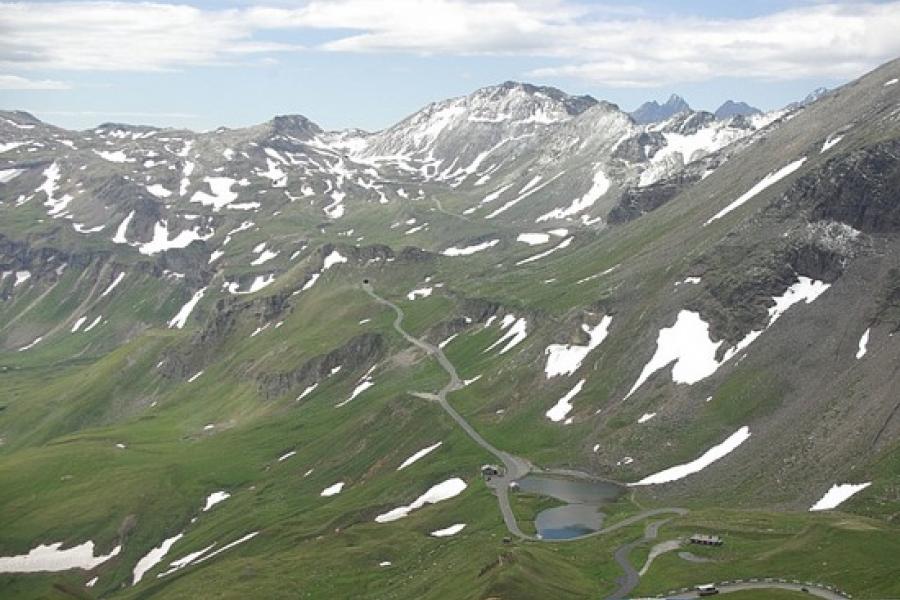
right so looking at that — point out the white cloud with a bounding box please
[0,74,70,90]
[528,3,900,87]
[0,2,302,72]
[1,1,899,87]
[37,110,198,119]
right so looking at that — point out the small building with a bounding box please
[690,534,724,546]
[481,464,501,478]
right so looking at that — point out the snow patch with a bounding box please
[146,184,172,198]
[537,169,609,222]
[820,135,844,153]
[545,379,585,423]
[485,172,565,219]
[321,482,345,497]
[0,541,121,573]
[132,533,183,585]
[0,168,25,183]
[202,491,230,511]
[297,383,318,401]
[625,277,829,398]
[638,412,656,424]
[516,236,573,265]
[336,380,374,407]
[99,272,125,299]
[430,523,466,537]
[544,315,612,378]
[94,149,134,163]
[441,239,499,257]
[705,158,807,225]
[397,442,442,471]
[190,177,239,211]
[168,287,207,329]
[375,478,467,523]
[406,286,433,300]
[631,426,751,485]
[856,328,870,360]
[112,211,135,244]
[18,336,43,352]
[809,482,872,511]
[516,233,550,246]
[14,270,31,287]
[224,274,275,295]
[485,317,528,354]
[138,220,213,255]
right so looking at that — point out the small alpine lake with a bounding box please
[515,474,625,540]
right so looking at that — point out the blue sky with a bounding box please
[2,0,899,132]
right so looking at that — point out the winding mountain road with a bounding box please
[364,283,532,538]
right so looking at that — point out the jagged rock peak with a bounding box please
[714,100,762,120]
[630,93,692,124]
[267,114,323,139]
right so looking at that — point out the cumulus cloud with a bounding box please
[0,74,70,90]
[0,2,302,72]
[1,0,899,86]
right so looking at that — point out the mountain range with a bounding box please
[1,56,899,600]
[630,94,762,124]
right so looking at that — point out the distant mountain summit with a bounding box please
[714,100,762,120]
[630,94,691,124]
[785,87,831,111]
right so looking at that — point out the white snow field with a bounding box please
[625,278,829,398]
